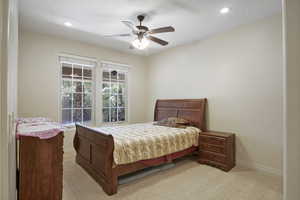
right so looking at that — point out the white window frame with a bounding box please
[99,61,130,125]
[58,54,97,127]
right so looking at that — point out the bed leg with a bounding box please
[103,171,118,195]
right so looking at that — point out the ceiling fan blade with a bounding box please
[104,33,132,37]
[148,26,175,34]
[147,35,168,46]
[121,20,138,33]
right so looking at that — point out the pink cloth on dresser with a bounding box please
[16,117,63,139]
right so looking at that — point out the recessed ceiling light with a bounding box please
[220,7,230,14]
[64,22,72,27]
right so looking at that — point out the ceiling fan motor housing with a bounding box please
[136,25,149,32]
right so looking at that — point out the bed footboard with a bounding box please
[73,124,117,195]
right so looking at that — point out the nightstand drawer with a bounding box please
[199,143,226,154]
[200,151,226,164]
[199,135,226,146]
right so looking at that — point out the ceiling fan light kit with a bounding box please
[107,15,175,50]
[132,38,150,50]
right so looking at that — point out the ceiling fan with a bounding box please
[105,15,175,50]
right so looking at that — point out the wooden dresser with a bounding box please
[198,131,235,172]
[19,134,64,200]
[17,118,64,200]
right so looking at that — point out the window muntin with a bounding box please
[102,69,127,123]
[61,62,93,125]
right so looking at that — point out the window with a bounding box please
[102,63,128,123]
[60,56,95,125]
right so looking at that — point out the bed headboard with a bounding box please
[154,99,207,131]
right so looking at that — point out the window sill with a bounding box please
[100,121,129,127]
[61,121,128,130]
[62,124,76,131]
[62,122,94,130]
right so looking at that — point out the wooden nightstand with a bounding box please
[198,131,235,172]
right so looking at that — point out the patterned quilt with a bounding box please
[93,123,200,165]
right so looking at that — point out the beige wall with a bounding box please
[283,0,300,199]
[146,15,283,175]
[18,31,148,124]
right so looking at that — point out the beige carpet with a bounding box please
[63,152,282,200]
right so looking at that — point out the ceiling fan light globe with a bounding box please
[132,38,149,50]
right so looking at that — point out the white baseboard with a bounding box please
[237,159,282,177]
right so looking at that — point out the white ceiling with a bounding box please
[19,0,281,56]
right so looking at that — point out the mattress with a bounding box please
[93,123,200,165]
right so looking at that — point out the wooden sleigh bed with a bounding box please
[73,99,207,195]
